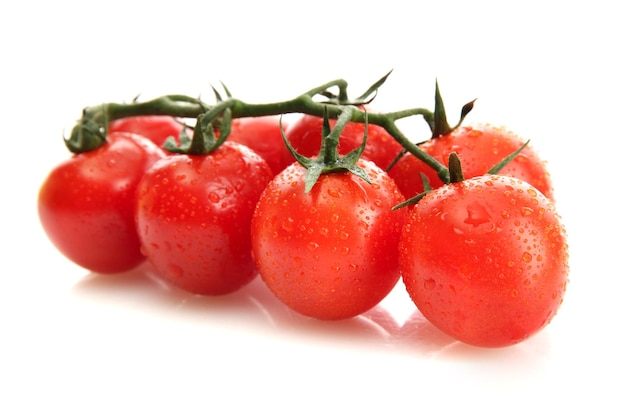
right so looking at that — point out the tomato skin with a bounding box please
[109,115,187,148]
[388,124,554,201]
[228,116,290,175]
[281,113,404,171]
[135,142,274,295]
[399,175,568,347]
[251,160,408,320]
[38,132,166,273]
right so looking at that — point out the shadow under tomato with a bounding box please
[71,263,512,354]
[73,261,283,322]
[394,309,459,355]
[395,307,555,371]
[72,262,404,347]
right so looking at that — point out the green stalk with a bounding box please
[65,74,451,184]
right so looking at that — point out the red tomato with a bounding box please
[281,112,404,171]
[388,123,554,201]
[135,141,274,295]
[109,115,188,148]
[38,132,166,273]
[251,160,408,320]
[228,116,290,175]
[399,175,569,347]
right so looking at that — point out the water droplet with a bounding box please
[423,278,436,290]
[327,188,341,198]
[209,192,220,203]
[281,217,295,233]
[468,128,482,138]
[464,202,491,226]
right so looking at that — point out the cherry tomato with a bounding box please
[38,132,166,273]
[398,174,569,347]
[388,123,554,201]
[281,112,404,171]
[109,115,188,148]
[251,160,408,320]
[135,141,274,295]
[228,116,290,175]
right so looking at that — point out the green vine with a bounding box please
[64,73,453,183]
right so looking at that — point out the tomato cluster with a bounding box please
[38,90,569,348]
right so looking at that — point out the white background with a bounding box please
[1,1,624,415]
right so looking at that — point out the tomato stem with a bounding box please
[282,106,371,193]
[448,153,465,183]
[430,80,476,138]
[67,73,452,182]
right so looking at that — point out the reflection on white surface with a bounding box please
[71,261,556,360]
[73,262,414,346]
